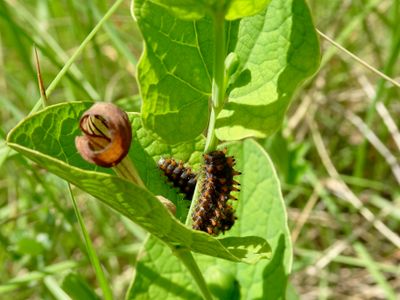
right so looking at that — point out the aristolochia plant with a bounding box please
[6,0,319,299]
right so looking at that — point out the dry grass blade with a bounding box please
[317,29,400,89]
[306,114,400,248]
[357,75,400,152]
[291,185,320,244]
[344,110,400,184]
[34,47,47,107]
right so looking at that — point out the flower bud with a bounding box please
[225,52,239,77]
[75,103,132,167]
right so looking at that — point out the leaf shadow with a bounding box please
[127,122,190,222]
[129,262,202,300]
[226,68,252,95]
[256,234,288,300]
[217,0,318,137]
[218,235,271,261]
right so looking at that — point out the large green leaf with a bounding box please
[146,0,271,20]
[225,0,272,20]
[135,0,319,143]
[143,0,210,20]
[216,0,320,140]
[7,102,270,263]
[127,139,291,299]
[126,236,202,300]
[134,0,213,144]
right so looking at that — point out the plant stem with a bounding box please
[173,247,213,300]
[181,9,227,299]
[187,4,226,226]
[204,8,226,153]
[113,156,145,188]
[67,183,114,300]
[185,178,201,225]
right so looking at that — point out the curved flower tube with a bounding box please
[75,103,132,168]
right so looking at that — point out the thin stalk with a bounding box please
[113,157,145,188]
[34,47,47,107]
[5,0,100,102]
[67,184,114,300]
[29,0,125,115]
[185,176,202,226]
[182,8,226,298]
[204,8,226,152]
[173,247,213,300]
[34,41,113,299]
[187,4,226,227]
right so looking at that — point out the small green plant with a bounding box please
[6,0,320,299]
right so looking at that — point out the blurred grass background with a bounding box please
[0,0,399,299]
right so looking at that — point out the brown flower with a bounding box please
[75,103,132,167]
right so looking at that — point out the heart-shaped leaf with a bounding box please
[127,139,291,299]
[216,0,320,140]
[135,0,319,143]
[146,0,271,20]
[7,102,270,263]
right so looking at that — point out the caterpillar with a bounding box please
[192,149,240,236]
[157,157,197,200]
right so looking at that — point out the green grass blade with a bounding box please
[6,0,101,100]
[89,2,138,68]
[0,261,79,294]
[28,0,126,114]
[354,243,397,300]
[67,184,114,300]
[44,276,72,300]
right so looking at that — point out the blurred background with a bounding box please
[0,0,399,299]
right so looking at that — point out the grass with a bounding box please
[0,0,399,299]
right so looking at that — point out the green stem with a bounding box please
[113,156,145,188]
[67,184,114,300]
[173,247,213,300]
[187,5,226,225]
[182,9,227,299]
[185,177,202,225]
[204,8,226,153]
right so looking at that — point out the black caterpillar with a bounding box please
[192,149,240,236]
[157,157,197,200]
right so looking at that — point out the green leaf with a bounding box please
[127,139,291,299]
[142,0,211,20]
[7,102,270,264]
[126,236,202,300]
[217,0,320,140]
[15,237,45,256]
[128,114,205,222]
[141,0,271,20]
[134,0,213,143]
[135,0,318,143]
[197,140,292,299]
[225,0,272,20]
